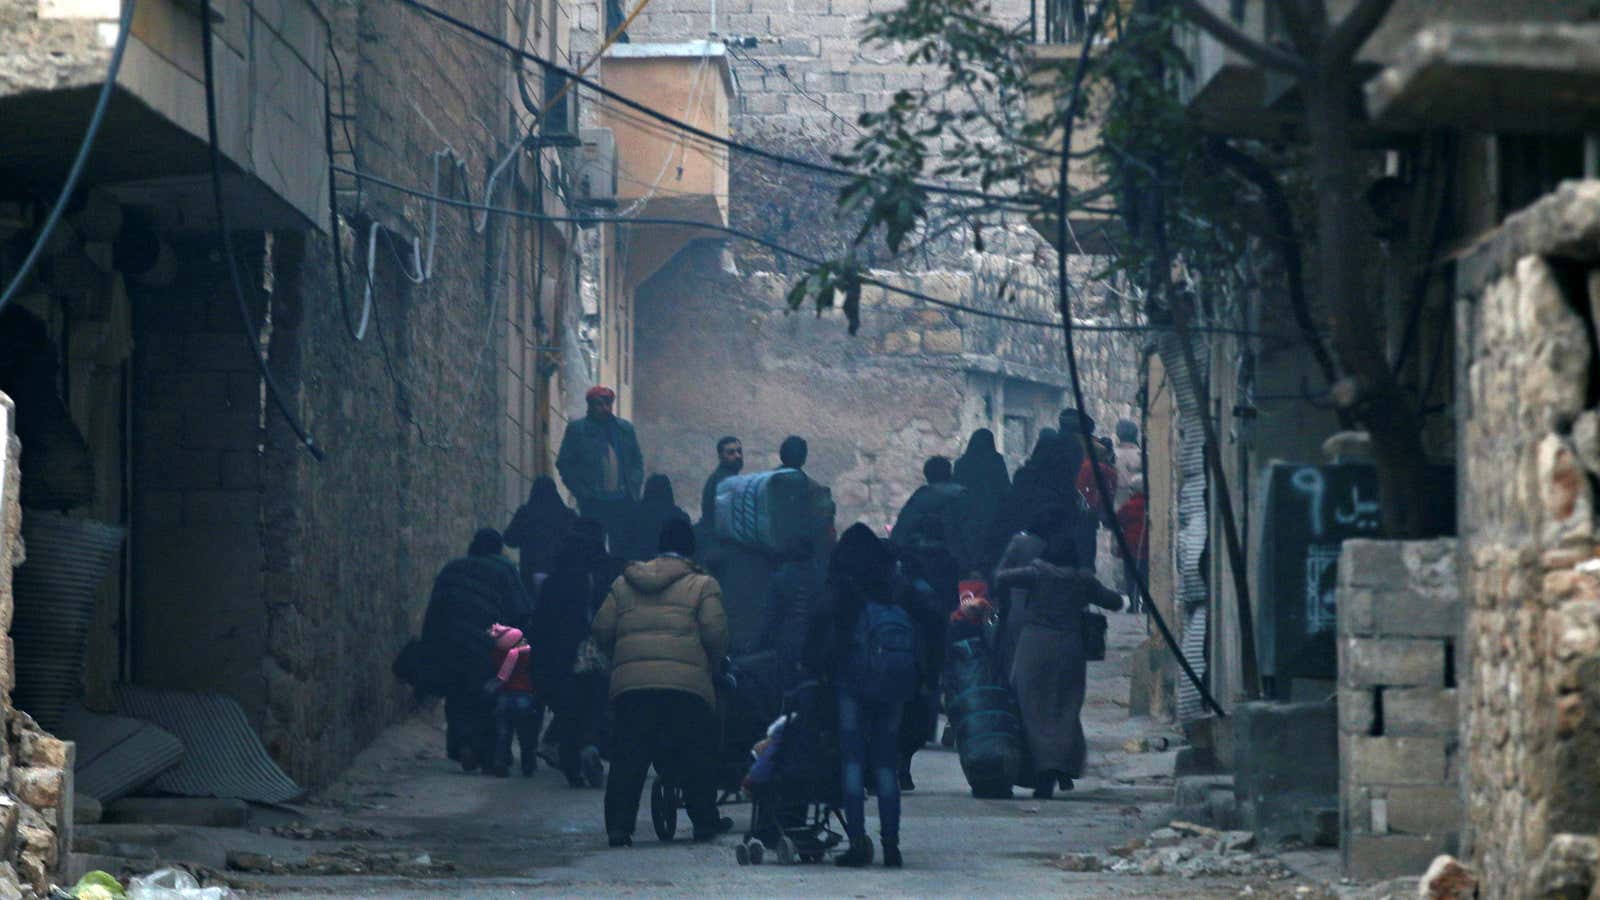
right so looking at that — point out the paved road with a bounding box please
[230,614,1329,898]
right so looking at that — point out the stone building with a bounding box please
[567,0,1141,531]
[0,0,633,884]
[1027,0,1600,892]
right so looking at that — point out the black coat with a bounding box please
[504,496,577,591]
[413,554,531,691]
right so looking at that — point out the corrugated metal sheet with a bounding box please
[1157,332,1212,722]
[59,706,184,803]
[114,686,302,804]
[11,511,125,731]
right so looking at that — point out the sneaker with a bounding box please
[693,816,735,842]
[1058,776,1075,792]
[581,746,606,788]
[882,842,902,868]
[835,838,874,868]
[607,833,632,848]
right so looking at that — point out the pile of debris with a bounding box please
[1053,821,1297,879]
[226,846,455,878]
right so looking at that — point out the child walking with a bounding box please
[487,624,540,778]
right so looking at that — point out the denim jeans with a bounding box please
[494,692,542,774]
[837,687,904,846]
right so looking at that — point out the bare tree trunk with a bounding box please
[1304,73,1431,537]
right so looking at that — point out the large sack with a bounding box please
[714,468,816,554]
[942,635,1024,796]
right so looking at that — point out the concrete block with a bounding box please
[1233,701,1338,844]
[1371,588,1463,638]
[184,334,260,372]
[1304,807,1340,847]
[1340,687,1378,734]
[1344,833,1454,880]
[1386,785,1464,835]
[1344,736,1450,785]
[182,411,262,450]
[1385,687,1458,736]
[102,797,250,828]
[1341,637,1447,688]
[181,490,260,526]
[1340,539,1410,590]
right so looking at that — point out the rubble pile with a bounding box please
[1053,821,1297,880]
[264,823,387,842]
[226,846,455,878]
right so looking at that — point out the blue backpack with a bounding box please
[845,602,920,704]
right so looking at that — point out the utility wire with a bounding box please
[334,162,1296,340]
[392,0,1052,209]
[1056,0,1223,717]
[201,0,325,460]
[0,0,136,316]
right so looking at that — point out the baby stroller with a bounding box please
[650,652,785,841]
[735,679,847,865]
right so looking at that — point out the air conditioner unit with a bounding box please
[573,128,618,211]
[539,70,581,147]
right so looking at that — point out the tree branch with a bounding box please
[1325,0,1397,64]
[1174,0,1309,76]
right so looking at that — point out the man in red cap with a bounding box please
[556,386,645,548]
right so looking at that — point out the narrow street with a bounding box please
[70,616,1338,898]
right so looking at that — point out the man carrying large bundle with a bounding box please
[711,435,835,661]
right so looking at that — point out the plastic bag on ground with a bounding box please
[126,869,235,900]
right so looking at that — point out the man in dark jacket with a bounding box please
[758,436,836,670]
[700,436,743,525]
[891,456,977,575]
[557,386,645,545]
[415,529,532,772]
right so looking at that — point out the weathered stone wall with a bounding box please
[572,0,1140,530]
[1456,181,1600,897]
[248,0,527,784]
[1337,538,1462,880]
[633,239,1139,532]
[0,393,75,895]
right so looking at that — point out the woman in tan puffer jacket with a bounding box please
[591,519,730,846]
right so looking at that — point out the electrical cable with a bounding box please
[392,0,1053,209]
[1051,0,1225,717]
[334,162,1298,341]
[323,71,365,343]
[726,44,862,136]
[200,0,325,460]
[0,0,136,316]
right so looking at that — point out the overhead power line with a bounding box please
[201,0,324,460]
[392,0,1051,210]
[333,162,1294,340]
[0,0,136,316]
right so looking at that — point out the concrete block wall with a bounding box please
[129,238,270,722]
[1337,538,1463,880]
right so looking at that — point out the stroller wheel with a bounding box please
[800,851,822,864]
[776,836,798,865]
[735,843,750,866]
[748,840,766,865]
[651,780,680,841]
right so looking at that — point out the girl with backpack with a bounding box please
[802,524,922,869]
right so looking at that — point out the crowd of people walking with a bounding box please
[395,385,1149,869]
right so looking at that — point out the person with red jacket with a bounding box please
[486,624,539,778]
[1114,475,1149,607]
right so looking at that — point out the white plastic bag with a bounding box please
[127,869,236,900]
